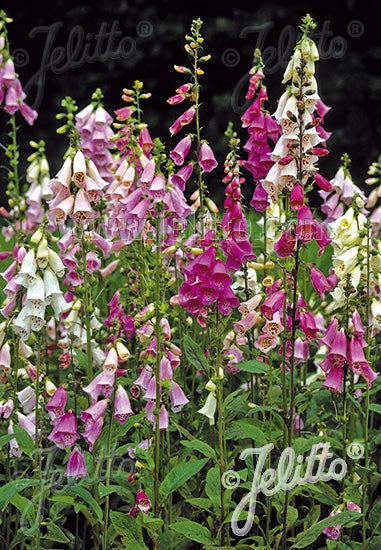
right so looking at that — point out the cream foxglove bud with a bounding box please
[37,237,49,269]
[48,249,65,277]
[116,341,130,361]
[198,392,217,425]
[30,228,43,244]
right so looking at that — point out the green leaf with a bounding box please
[9,494,35,527]
[180,439,217,461]
[235,359,269,374]
[0,433,14,449]
[185,497,214,513]
[117,412,146,438]
[183,335,210,375]
[225,420,267,444]
[369,404,381,415]
[170,520,213,545]
[0,479,39,511]
[64,486,102,522]
[292,511,361,548]
[13,425,35,458]
[41,522,70,543]
[136,512,163,533]
[159,458,208,499]
[110,511,146,547]
[205,466,221,512]
[74,348,88,370]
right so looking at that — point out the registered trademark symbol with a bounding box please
[347,442,364,460]
[347,20,364,38]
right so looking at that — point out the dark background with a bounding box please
[1,0,380,207]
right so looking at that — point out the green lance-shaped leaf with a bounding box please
[159,458,209,499]
[292,510,361,548]
[170,520,213,545]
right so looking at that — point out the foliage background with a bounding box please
[0,0,380,207]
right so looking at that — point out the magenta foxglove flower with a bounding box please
[322,509,342,540]
[199,142,218,172]
[250,183,270,212]
[137,490,152,513]
[274,231,297,258]
[349,337,378,388]
[170,136,192,166]
[170,164,193,191]
[47,411,79,449]
[295,206,316,243]
[114,385,134,423]
[310,266,331,299]
[65,447,87,479]
[260,290,285,320]
[322,364,344,394]
[314,173,332,192]
[46,385,67,425]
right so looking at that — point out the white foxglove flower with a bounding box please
[13,308,32,341]
[73,150,86,186]
[16,249,37,287]
[25,275,45,316]
[17,386,36,414]
[51,294,69,319]
[198,392,217,425]
[43,267,61,304]
[371,300,381,329]
[332,247,359,279]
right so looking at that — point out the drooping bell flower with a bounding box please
[47,410,79,449]
[169,381,189,413]
[199,142,218,172]
[325,328,348,370]
[170,164,193,191]
[295,205,316,243]
[137,491,152,513]
[217,285,240,315]
[170,136,192,166]
[322,509,342,540]
[80,399,108,429]
[65,447,88,479]
[198,391,217,425]
[299,310,318,341]
[82,417,104,451]
[349,337,378,388]
[260,290,285,320]
[46,385,67,425]
[103,347,118,373]
[17,386,36,414]
[82,371,115,403]
[250,183,270,212]
[114,385,134,423]
[322,364,344,394]
[274,231,297,258]
[310,266,331,299]
[71,188,94,225]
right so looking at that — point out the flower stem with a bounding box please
[102,403,114,550]
[153,209,162,519]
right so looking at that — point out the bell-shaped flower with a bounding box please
[49,194,75,225]
[200,142,218,172]
[290,183,304,210]
[169,381,189,413]
[139,158,155,190]
[295,206,316,243]
[13,308,32,341]
[17,386,36,415]
[25,275,45,316]
[46,385,67,425]
[0,342,11,374]
[114,385,134,423]
[71,188,94,225]
[310,266,331,299]
[47,410,79,449]
[16,249,37,287]
[170,136,192,166]
[322,364,344,394]
[134,365,153,392]
[82,417,104,450]
[80,399,108,429]
[65,447,87,479]
[17,412,37,440]
[73,150,87,186]
[274,231,297,258]
[198,392,217,425]
[170,163,193,191]
[8,421,22,458]
[83,370,115,403]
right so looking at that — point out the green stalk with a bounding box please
[216,315,226,545]
[192,30,205,239]
[362,223,371,547]
[153,209,162,519]
[102,403,114,550]
[81,234,93,384]
[33,341,42,550]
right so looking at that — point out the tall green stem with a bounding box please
[102,403,114,550]
[153,210,162,519]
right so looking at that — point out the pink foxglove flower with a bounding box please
[199,142,218,172]
[80,399,108,429]
[48,410,79,449]
[170,136,192,166]
[83,371,115,403]
[65,448,87,479]
[169,381,189,413]
[274,231,297,258]
[82,417,104,450]
[46,385,67,425]
[114,385,134,423]
[322,509,342,540]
